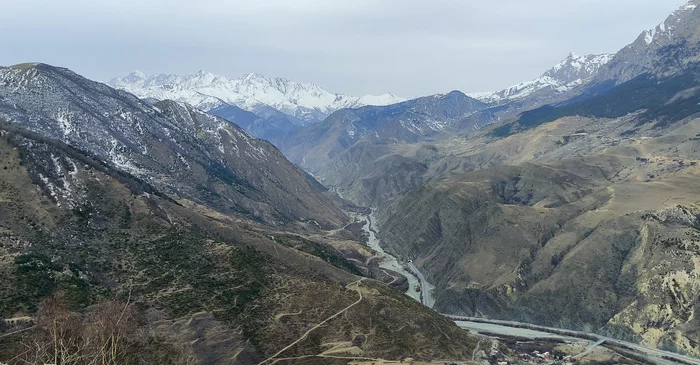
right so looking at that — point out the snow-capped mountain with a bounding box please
[108,71,404,124]
[466,0,700,126]
[469,53,614,105]
[592,0,700,85]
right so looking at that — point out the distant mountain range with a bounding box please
[107,0,700,146]
[105,49,628,144]
[108,71,404,125]
[468,0,700,112]
[274,51,627,179]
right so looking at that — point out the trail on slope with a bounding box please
[0,326,37,339]
[574,339,607,359]
[258,278,366,365]
[472,336,486,362]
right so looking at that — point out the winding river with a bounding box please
[357,212,700,364]
[357,211,700,364]
[361,210,435,307]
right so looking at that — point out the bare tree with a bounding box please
[34,293,84,365]
[11,294,137,365]
[84,301,137,365]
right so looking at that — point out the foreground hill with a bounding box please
[0,123,477,363]
[0,63,484,363]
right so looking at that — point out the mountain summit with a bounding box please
[469,52,614,105]
[108,71,404,124]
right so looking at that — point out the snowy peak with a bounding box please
[468,1,700,106]
[469,52,613,104]
[108,71,405,124]
[357,92,404,106]
[122,70,147,83]
[639,0,698,45]
[543,53,614,82]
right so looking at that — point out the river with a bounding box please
[450,316,700,365]
[357,211,700,364]
[361,210,435,306]
[358,212,700,364]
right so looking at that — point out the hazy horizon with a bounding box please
[0,0,689,98]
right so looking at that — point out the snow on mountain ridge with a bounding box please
[468,52,614,105]
[109,71,405,124]
[640,0,698,45]
[358,92,404,105]
[545,53,614,77]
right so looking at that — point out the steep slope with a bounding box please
[109,71,405,125]
[496,60,700,138]
[487,1,700,139]
[0,63,346,228]
[0,122,478,364]
[377,110,700,356]
[455,53,615,133]
[465,1,700,123]
[279,91,488,173]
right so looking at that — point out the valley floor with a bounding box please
[360,211,424,303]
[454,317,700,365]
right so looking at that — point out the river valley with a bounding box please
[360,210,435,306]
[359,211,700,364]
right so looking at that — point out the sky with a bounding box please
[0,0,689,98]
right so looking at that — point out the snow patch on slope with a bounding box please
[641,1,698,45]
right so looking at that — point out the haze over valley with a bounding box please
[2,1,700,364]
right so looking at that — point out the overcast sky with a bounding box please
[0,0,688,98]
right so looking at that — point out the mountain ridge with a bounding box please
[469,52,614,106]
[278,90,489,173]
[108,70,405,125]
[0,113,479,363]
[0,62,348,228]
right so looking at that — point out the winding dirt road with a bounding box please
[258,278,366,365]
